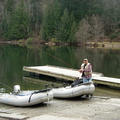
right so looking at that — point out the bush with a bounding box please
[26,37,34,43]
[50,38,59,42]
[110,33,117,39]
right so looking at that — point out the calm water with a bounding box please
[0,44,120,98]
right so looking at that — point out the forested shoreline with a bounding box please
[0,0,120,44]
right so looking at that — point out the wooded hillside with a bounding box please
[0,0,120,43]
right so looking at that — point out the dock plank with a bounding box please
[93,76,120,88]
[23,65,102,80]
[93,76,120,84]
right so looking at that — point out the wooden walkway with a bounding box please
[93,76,120,88]
[23,65,120,88]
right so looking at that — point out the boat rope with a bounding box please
[44,51,73,68]
[28,87,51,103]
[28,93,34,103]
[0,81,13,90]
[28,91,39,103]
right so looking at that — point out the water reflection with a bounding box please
[0,44,120,98]
[94,85,120,98]
[75,47,120,78]
[23,76,63,90]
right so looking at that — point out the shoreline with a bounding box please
[86,42,120,49]
[0,97,120,120]
[0,40,120,49]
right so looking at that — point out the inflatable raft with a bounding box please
[52,81,95,98]
[0,85,53,106]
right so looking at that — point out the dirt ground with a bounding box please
[0,96,120,120]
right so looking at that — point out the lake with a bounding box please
[0,44,120,98]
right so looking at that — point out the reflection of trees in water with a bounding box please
[0,44,27,89]
[75,47,103,71]
[40,46,78,68]
[39,46,120,78]
[75,47,120,78]
[102,50,120,78]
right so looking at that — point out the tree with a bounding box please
[0,0,15,37]
[68,13,77,43]
[29,0,42,35]
[55,9,77,42]
[59,0,90,22]
[76,15,105,43]
[4,0,30,40]
[40,0,62,41]
[101,0,120,40]
[90,15,105,42]
[55,9,70,42]
[76,17,91,43]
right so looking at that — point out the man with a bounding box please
[79,58,92,83]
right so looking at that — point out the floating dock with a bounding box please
[23,65,120,88]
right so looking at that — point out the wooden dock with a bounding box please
[23,65,120,88]
[93,76,120,88]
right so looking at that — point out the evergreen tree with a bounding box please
[29,0,42,35]
[55,9,77,42]
[5,0,30,40]
[40,0,62,41]
[55,9,70,42]
[0,0,15,37]
[59,0,103,22]
[101,0,120,39]
[68,13,77,42]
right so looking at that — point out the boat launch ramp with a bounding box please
[23,65,120,88]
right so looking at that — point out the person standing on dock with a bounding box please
[79,58,92,83]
